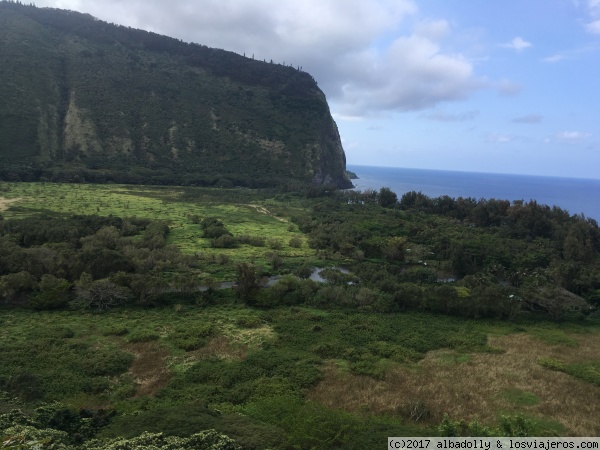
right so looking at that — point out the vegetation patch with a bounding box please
[1,182,600,444]
[307,333,600,435]
[126,341,172,397]
[538,358,600,387]
[530,328,579,347]
[500,388,541,406]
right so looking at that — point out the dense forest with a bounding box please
[0,0,351,189]
[1,182,599,448]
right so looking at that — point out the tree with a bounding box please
[73,275,130,311]
[383,236,407,261]
[30,274,71,310]
[378,187,397,208]
[266,252,283,270]
[0,271,37,304]
[235,263,261,305]
[523,286,589,321]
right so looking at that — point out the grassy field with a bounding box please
[1,305,599,440]
[0,182,317,279]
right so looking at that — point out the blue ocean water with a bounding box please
[347,164,600,222]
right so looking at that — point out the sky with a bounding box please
[32,0,600,179]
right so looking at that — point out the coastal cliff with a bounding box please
[0,1,352,188]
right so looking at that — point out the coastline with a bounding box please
[346,164,600,221]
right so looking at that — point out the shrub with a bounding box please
[294,263,313,279]
[125,331,160,343]
[288,236,302,248]
[29,275,71,310]
[73,278,131,311]
[237,235,266,247]
[265,252,283,270]
[81,348,134,376]
[211,234,238,248]
[201,217,231,239]
[267,238,282,250]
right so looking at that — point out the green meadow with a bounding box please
[1,182,316,279]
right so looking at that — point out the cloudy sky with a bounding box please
[34,0,600,179]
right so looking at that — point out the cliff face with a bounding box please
[0,2,351,188]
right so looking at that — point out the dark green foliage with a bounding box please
[294,262,313,279]
[298,188,599,319]
[0,271,37,305]
[378,187,398,208]
[242,394,428,449]
[201,218,231,239]
[0,213,202,307]
[80,349,134,377]
[234,263,261,305]
[211,234,238,249]
[29,274,71,310]
[0,1,351,189]
[167,323,214,351]
[98,404,223,439]
[236,234,266,247]
[32,402,115,443]
[539,358,600,386]
[0,328,133,403]
[72,277,131,311]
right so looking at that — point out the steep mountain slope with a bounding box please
[0,1,352,188]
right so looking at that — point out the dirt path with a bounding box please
[246,203,288,222]
[0,197,21,211]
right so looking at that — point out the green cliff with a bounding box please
[0,1,352,188]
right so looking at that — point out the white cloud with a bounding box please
[587,0,600,14]
[586,19,600,33]
[542,54,566,63]
[337,33,482,115]
[492,79,522,97]
[557,131,592,140]
[486,133,513,143]
[542,44,600,63]
[413,19,451,41]
[513,114,543,124]
[33,0,513,116]
[501,37,532,52]
[576,0,600,33]
[422,110,479,122]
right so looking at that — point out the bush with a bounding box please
[294,263,313,279]
[81,348,134,376]
[289,236,302,248]
[201,217,231,239]
[73,277,131,311]
[237,234,266,247]
[29,275,71,310]
[267,238,282,250]
[211,234,238,248]
[0,271,37,304]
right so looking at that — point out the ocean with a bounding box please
[346,164,600,222]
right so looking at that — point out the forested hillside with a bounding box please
[0,1,351,188]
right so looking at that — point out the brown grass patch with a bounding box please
[126,341,172,397]
[0,197,21,211]
[168,336,249,372]
[307,333,600,436]
[191,335,248,360]
[221,323,276,350]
